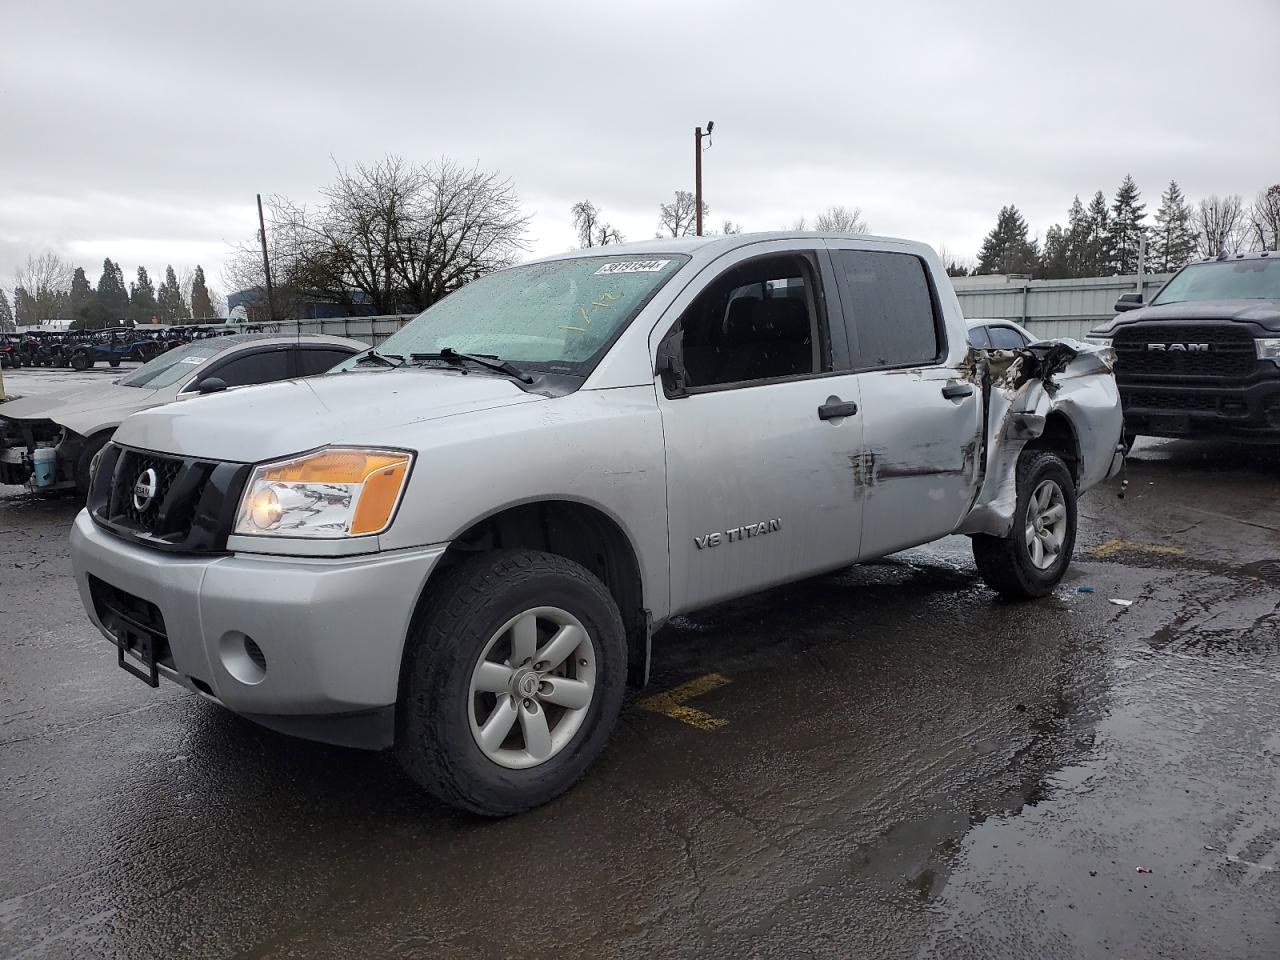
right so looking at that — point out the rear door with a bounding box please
[826,244,982,559]
[653,242,867,615]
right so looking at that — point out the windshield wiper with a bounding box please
[355,348,405,368]
[411,348,534,384]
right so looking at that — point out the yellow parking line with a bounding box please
[638,673,732,731]
[1092,538,1186,558]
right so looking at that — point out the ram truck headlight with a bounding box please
[234,447,414,539]
[1084,336,1113,347]
[1256,338,1280,364]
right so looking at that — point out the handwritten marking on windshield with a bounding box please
[560,325,587,333]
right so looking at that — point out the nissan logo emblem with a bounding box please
[132,467,159,511]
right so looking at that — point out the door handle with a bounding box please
[818,397,859,420]
[941,382,974,400]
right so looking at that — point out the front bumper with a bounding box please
[1120,377,1280,441]
[70,510,447,748]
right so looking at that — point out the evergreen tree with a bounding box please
[1062,195,1089,277]
[1151,180,1196,272]
[14,287,37,326]
[1080,192,1112,276]
[0,289,13,332]
[1107,175,1149,274]
[189,265,215,318]
[1040,223,1070,278]
[130,266,158,323]
[975,205,1039,276]
[68,267,95,323]
[156,265,191,323]
[94,258,130,323]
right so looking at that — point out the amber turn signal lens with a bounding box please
[350,459,411,534]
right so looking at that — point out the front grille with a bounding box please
[1123,392,1220,412]
[89,443,250,553]
[1113,324,1257,382]
[116,451,185,528]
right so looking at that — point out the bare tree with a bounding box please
[814,205,869,234]
[13,252,72,326]
[789,216,808,231]
[1247,184,1280,252]
[656,190,707,238]
[571,200,624,247]
[225,156,529,317]
[1194,195,1245,258]
[720,219,743,235]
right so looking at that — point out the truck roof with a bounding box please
[525,231,936,266]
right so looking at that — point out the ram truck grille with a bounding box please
[1113,324,1258,382]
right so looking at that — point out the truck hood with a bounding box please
[1094,299,1280,335]
[0,382,158,435]
[114,369,546,461]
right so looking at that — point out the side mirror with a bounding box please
[1114,293,1144,312]
[197,377,228,394]
[654,332,686,397]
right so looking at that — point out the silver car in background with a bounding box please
[1,334,363,493]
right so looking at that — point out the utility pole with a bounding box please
[694,121,714,237]
[256,193,276,321]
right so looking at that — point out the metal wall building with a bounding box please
[951,273,1172,340]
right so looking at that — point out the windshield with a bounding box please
[341,254,689,375]
[1152,258,1280,305]
[118,340,226,388]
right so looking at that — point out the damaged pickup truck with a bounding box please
[69,233,1123,815]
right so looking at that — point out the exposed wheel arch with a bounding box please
[415,499,651,688]
[1026,410,1082,485]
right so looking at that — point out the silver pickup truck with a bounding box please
[69,233,1123,815]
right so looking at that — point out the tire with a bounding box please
[972,449,1078,600]
[74,431,113,497]
[396,549,627,816]
[70,350,92,371]
[108,357,121,368]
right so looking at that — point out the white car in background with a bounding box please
[966,317,1037,349]
[0,334,364,493]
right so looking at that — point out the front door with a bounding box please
[653,244,866,616]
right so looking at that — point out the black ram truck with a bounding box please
[1088,251,1280,443]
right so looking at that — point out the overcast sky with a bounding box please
[3,0,1278,299]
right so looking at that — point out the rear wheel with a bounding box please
[396,549,626,816]
[973,449,1077,600]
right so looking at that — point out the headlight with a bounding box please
[1256,338,1280,364]
[1085,336,1113,347]
[234,447,414,539]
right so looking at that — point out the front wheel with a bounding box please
[972,449,1078,600]
[396,549,627,816]
[69,350,92,371]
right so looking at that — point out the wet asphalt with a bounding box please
[2,370,1279,958]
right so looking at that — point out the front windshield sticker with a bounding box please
[178,356,207,364]
[594,259,672,275]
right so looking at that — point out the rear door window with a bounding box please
[205,348,293,388]
[988,325,1028,349]
[969,326,992,348]
[831,250,942,369]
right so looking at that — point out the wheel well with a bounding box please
[435,501,650,686]
[1026,411,1081,484]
